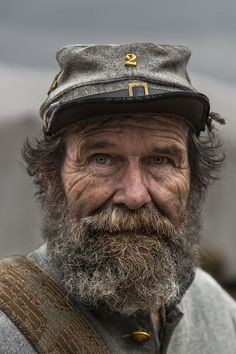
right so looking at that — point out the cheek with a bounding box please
[75,181,112,218]
[149,169,190,222]
[62,167,116,219]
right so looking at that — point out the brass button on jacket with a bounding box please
[130,331,151,343]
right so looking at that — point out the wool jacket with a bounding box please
[0,244,236,354]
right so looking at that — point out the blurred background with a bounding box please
[0,0,235,295]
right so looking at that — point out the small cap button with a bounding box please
[130,331,151,343]
[42,119,49,133]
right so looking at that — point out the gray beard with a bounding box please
[42,186,202,316]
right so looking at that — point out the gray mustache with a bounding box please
[77,206,177,236]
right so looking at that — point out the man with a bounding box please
[0,43,235,353]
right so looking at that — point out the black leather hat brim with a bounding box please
[46,91,210,135]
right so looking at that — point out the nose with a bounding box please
[112,161,152,210]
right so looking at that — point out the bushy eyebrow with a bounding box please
[80,141,116,154]
[79,140,185,161]
[151,145,185,161]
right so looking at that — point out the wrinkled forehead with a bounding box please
[65,113,190,140]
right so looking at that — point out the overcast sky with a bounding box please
[0,0,236,83]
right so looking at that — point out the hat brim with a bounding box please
[45,91,210,135]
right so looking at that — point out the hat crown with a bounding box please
[41,43,194,114]
[61,43,190,86]
[40,42,209,135]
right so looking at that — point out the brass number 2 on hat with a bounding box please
[125,54,137,67]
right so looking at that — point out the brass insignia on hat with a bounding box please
[125,53,137,67]
[43,119,49,133]
[128,82,149,96]
[47,70,62,95]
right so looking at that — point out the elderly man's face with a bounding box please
[61,115,190,225]
[46,115,196,316]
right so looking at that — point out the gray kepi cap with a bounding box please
[40,43,210,135]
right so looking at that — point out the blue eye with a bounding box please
[152,156,168,164]
[91,154,110,165]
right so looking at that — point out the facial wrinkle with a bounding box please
[73,115,189,141]
[86,114,189,132]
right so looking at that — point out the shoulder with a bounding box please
[0,310,36,353]
[188,268,236,311]
[169,270,236,353]
[180,267,236,329]
[171,268,236,352]
[0,246,46,353]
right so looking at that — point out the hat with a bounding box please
[40,43,210,135]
